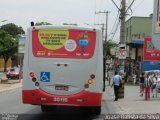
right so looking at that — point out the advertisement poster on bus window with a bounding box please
[143,37,160,60]
[32,29,96,59]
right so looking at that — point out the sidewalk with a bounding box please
[0,70,160,114]
[0,72,22,93]
[0,82,22,93]
[103,81,160,114]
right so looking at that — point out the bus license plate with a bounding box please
[55,85,69,91]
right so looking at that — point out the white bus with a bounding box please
[22,25,104,114]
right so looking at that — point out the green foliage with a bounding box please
[0,23,24,71]
[1,23,25,38]
[0,30,18,71]
[103,40,118,57]
[35,22,52,26]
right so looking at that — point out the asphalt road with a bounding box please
[0,88,115,120]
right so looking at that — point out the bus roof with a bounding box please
[27,25,100,32]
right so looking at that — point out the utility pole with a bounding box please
[119,0,126,73]
[111,0,126,73]
[111,0,126,44]
[120,0,126,44]
[95,11,111,42]
[94,23,105,40]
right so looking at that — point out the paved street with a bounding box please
[104,82,160,114]
[0,72,21,93]
[0,75,160,119]
[0,88,105,120]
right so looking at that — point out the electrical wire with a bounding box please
[111,0,121,11]
[94,0,96,25]
[126,0,133,15]
[94,0,105,25]
[108,0,121,41]
[108,10,120,37]
[126,0,132,5]
[132,0,145,12]
[110,20,120,41]
[126,0,136,13]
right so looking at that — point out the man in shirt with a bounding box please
[111,71,122,101]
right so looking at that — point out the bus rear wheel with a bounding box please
[41,105,49,112]
[90,107,101,115]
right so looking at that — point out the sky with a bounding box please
[0,0,154,42]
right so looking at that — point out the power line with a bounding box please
[94,23,105,40]
[110,20,120,40]
[126,0,132,5]
[132,0,145,12]
[111,0,121,11]
[109,10,120,38]
[94,0,105,25]
[95,11,111,42]
[94,0,96,24]
[126,0,136,13]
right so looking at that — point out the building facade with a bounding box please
[0,57,12,71]
[125,16,152,75]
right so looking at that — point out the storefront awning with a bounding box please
[127,40,144,45]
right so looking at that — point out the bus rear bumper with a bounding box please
[22,89,102,107]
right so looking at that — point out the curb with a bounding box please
[0,83,22,93]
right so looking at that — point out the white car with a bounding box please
[144,70,160,76]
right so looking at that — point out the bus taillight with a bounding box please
[84,84,89,88]
[32,77,37,82]
[88,79,93,84]
[90,74,95,79]
[35,82,39,87]
[30,72,35,77]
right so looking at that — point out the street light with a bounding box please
[1,20,7,23]
[0,20,7,27]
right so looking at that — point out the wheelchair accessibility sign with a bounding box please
[40,72,50,82]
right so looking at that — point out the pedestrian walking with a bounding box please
[151,74,158,98]
[111,71,122,101]
[139,72,145,96]
[144,73,152,100]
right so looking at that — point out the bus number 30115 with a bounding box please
[53,97,68,102]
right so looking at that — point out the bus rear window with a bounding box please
[32,29,96,59]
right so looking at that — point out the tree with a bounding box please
[0,23,25,72]
[103,40,118,58]
[0,30,18,71]
[35,22,52,26]
[1,23,25,38]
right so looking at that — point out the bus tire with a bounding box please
[41,105,48,112]
[90,107,101,115]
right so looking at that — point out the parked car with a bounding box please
[6,67,23,79]
[144,70,160,76]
